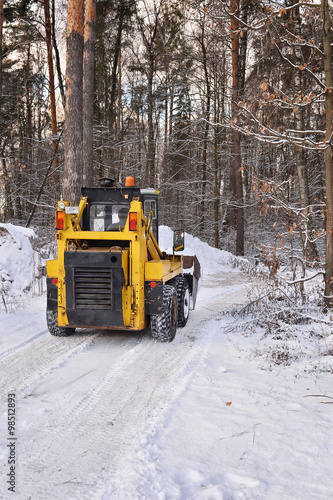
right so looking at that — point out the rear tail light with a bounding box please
[129,212,137,231]
[56,211,64,230]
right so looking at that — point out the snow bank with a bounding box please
[159,225,245,275]
[0,223,39,301]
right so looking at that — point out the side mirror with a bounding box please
[173,230,185,252]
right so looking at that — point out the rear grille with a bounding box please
[74,267,112,309]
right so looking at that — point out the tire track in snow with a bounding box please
[38,333,151,426]
[15,329,207,500]
[0,272,253,500]
[0,328,48,361]
[0,331,101,403]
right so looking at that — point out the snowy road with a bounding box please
[2,223,332,499]
[1,267,333,500]
[0,272,252,500]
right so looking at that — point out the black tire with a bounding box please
[150,285,178,342]
[46,310,75,337]
[176,277,190,327]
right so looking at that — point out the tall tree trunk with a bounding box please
[26,44,33,140]
[109,6,124,156]
[162,72,168,172]
[213,55,226,249]
[2,156,12,220]
[0,0,4,110]
[83,0,96,188]
[292,1,318,262]
[43,0,59,195]
[239,0,248,93]
[146,63,155,187]
[199,25,211,238]
[63,0,84,204]
[115,47,123,179]
[321,0,333,306]
[16,101,23,220]
[51,0,66,110]
[213,103,220,249]
[230,0,244,255]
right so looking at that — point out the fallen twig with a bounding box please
[304,394,333,403]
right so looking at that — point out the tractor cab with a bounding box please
[80,177,160,242]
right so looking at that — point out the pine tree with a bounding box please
[63,0,84,204]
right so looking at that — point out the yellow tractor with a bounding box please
[46,177,200,342]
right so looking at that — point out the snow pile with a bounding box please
[159,225,245,275]
[0,223,40,303]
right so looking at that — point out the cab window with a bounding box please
[89,204,129,231]
[144,200,156,218]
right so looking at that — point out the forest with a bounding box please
[1,0,333,304]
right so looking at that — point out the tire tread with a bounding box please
[150,285,177,342]
[176,277,190,327]
[46,310,75,337]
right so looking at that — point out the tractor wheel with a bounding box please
[176,277,190,327]
[46,310,75,337]
[150,285,178,342]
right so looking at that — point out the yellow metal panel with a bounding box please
[72,197,88,230]
[46,259,58,277]
[145,260,168,281]
[130,226,148,330]
[121,249,133,327]
[122,249,129,285]
[146,237,161,260]
[58,306,70,327]
[122,285,133,327]
[145,259,183,283]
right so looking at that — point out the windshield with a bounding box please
[89,204,129,231]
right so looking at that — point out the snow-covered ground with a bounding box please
[0,224,333,500]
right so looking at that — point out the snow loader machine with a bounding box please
[46,177,200,342]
